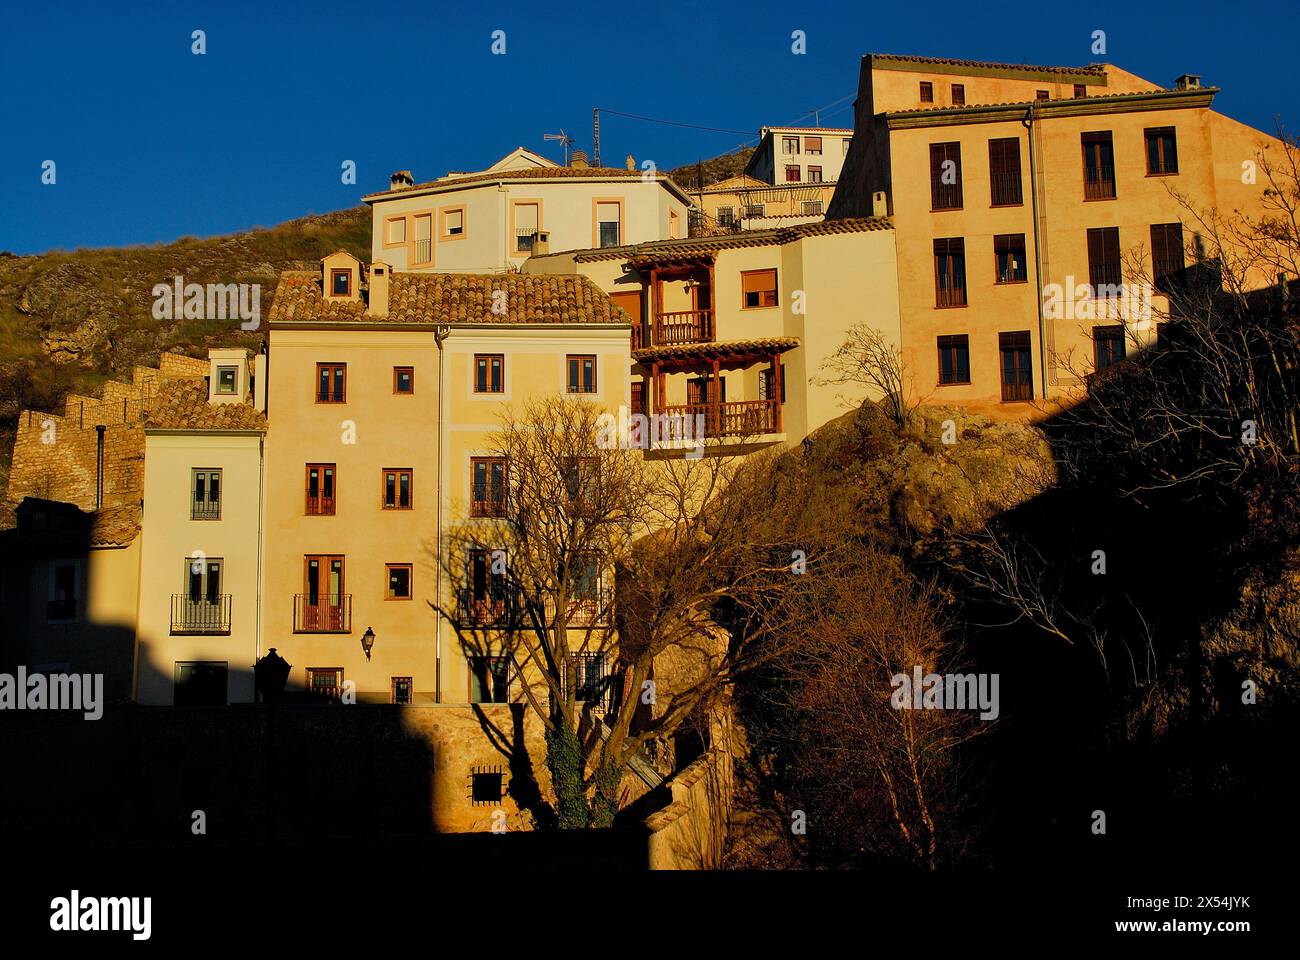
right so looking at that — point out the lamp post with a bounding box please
[361,627,375,662]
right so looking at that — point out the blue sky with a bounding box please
[1,0,1295,254]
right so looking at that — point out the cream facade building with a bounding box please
[365,149,692,274]
[745,125,855,185]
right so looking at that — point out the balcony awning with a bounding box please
[634,336,799,367]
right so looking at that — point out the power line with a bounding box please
[594,108,756,137]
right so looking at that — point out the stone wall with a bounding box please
[5,353,208,509]
[644,728,735,869]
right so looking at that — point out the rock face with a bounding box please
[20,262,122,363]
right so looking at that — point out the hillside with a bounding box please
[0,206,371,492]
[669,147,755,191]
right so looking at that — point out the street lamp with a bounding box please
[361,627,376,661]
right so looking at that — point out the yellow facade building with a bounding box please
[687,175,838,232]
[831,53,1285,418]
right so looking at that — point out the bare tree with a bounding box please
[817,320,917,427]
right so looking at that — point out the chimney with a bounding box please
[389,170,414,190]
[367,261,391,316]
[1174,74,1201,90]
[569,150,589,169]
[871,190,889,218]
[625,154,636,171]
[532,232,550,255]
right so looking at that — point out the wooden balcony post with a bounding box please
[649,362,659,415]
[772,351,783,433]
[711,358,721,437]
[650,267,661,346]
[706,260,715,339]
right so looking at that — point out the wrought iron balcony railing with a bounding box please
[171,594,232,635]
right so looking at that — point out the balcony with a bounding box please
[413,237,432,265]
[191,499,221,521]
[1084,176,1116,201]
[305,496,335,516]
[459,586,520,628]
[293,594,352,633]
[659,399,780,439]
[469,486,508,519]
[171,594,232,635]
[633,309,714,350]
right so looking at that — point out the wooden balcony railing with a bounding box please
[633,309,714,350]
[293,593,352,633]
[659,399,780,439]
[171,594,232,635]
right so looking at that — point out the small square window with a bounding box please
[331,269,352,297]
[386,563,412,600]
[383,468,413,510]
[920,81,934,103]
[391,677,413,704]
[215,366,237,395]
[394,366,414,394]
[567,355,597,394]
[1036,89,1049,101]
[471,769,504,805]
[1073,84,1087,98]
[474,354,504,393]
[741,269,778,309]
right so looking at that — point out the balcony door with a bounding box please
[181,558,224,631]
[304,556,345,630]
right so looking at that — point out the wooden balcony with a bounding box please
[293,593,352,633]
[660,399,780,439]
[633,309,714,350]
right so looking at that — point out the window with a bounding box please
[474,354,504,393]
[929,142,963,210]
[513,202,540,254]
[316,363,346,403]
[469,657,511,704]
[595,201,622,248]
[563,457,600,509]
[741,269,778,309]
[994,234,1028,283]
[999,331,1033,402]
[1081,132,1116,200]
[174,662,227,706]
[1093,325,1127,372]
[330,269,352,297]
[1145,127,1178,175]
[1087,227,1122,295]
[572,652,608,704]
[801,200,824,216]
[442,206,465,237]
[687,375,725,405]
[48,561,78,621]
[630,381,645,417]
[412,214,432,265]
[301,557,347,632]
[784,165,801,183]
[933,238,967,307]
[937,335,971,385]
[184,556,223,606]
[669,211,680,239]
[391,677,413,704]
[305,464,336,515]
[471,769,504,805]
[306,667,343,700]
[215,365,237,394]
[920,81,934,103]
[1151,222,1185,288]
[1073,84,1087,98]
[717,206,737,227]
[1036,89,1049,101]
[191,468,221,520]
[382,468,413,510]
[759,362,786,403]
[744,203,765,219]
[805,136,822,155]
[386,563,412,600]
[393,366,414,394]
[842,137,851,155]
[782,136,800,154]
[951,83,965,106]
[567,355,597,394]
[988,137,1023,206]
[467,548,508,619]
[807,166,823,183]
[471,458,508,517]
[386,217,406,245]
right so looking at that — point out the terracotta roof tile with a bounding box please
[364,166,686,201]
[870,53,1107,77]
[89,503,141,547]
[633,337,801,363]
[545,217,893,263]
[145,378,268,432]
[268,271,632,327]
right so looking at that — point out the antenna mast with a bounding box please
[593,108,601,167]
[543,129,575,166]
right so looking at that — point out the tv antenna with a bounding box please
[543,130,575,166]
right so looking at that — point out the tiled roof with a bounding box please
[89,503,141,547]
[145,378,268,432]
[633,337,801,363]
[870,53,1107,77]
[760,125,855,134]
[886,86,1216,119]
[549,217,892,263]
[268,271,632,326]
[364,166,686,201]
